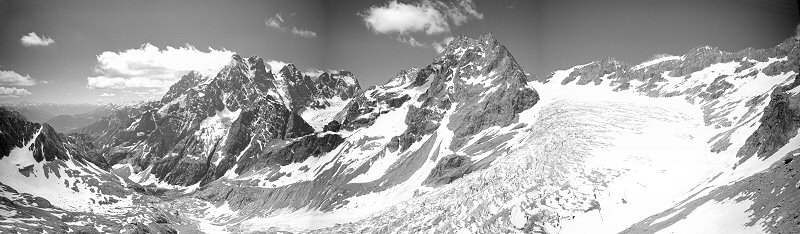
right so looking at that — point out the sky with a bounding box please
[0,0,797,104]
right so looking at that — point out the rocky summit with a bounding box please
[1,32,799,234]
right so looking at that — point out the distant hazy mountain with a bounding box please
[44,105,115,133]
[2,103,105,123]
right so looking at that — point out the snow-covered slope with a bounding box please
[154,33,541,232]
[523,37,800,233]
[2,33,797,234]
[0,108,184,233]
[284,36,800,233]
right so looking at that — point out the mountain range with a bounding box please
[0,32,798,233]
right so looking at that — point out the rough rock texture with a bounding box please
[311,71,361,106]
[0,108,39,160]
[64,133,109,170]
[0,108,97,165]
[183,34,542,220]
[76,54,360,188]
[737,74,800,163]
[0,109,181,233]
[234,133,345,174]
[399,34,539,150]
[423,154,473,186]
[322,120,341,132]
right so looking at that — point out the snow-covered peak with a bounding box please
[384,68,420,88]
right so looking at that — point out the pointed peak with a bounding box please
[384,68,420,87]
[247,56,264,64]
[230,54,244,62]
[478,33,498,46]
[280,63,299,73]
[437,33,507,59]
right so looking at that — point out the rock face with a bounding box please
[1,108,90,164]
[75,55,361,188]
[422,154,472,186]
[439,34,539,149]
[342,34,538,151]
[179,33,542,221]
[0,108,39,160]
[0,107,176,233]
[737,74,800,163]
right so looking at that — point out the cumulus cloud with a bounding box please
[265,13,318,38]
[0,70,36,86]
[99,92,115,97]
[20,32,55,47]
[360,0,482,50]
[361,1,449,35]
[0,87,31,98]
[87,43,234,90]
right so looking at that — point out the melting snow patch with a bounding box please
[463,71,497,87]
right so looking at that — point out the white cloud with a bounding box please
[265,13,318,38]
[0,70,36,86]
[361,0,482,35]
[266,15,282,28]
[290,27,318,38]
[87,43,234,90]
[360,0,482,50]
[361,1,448,35]
[99,92,115,97]
[20,32,55,47]
[0,87,31,98]
[266,60,290,72]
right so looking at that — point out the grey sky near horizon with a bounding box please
[0,0,797,104]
